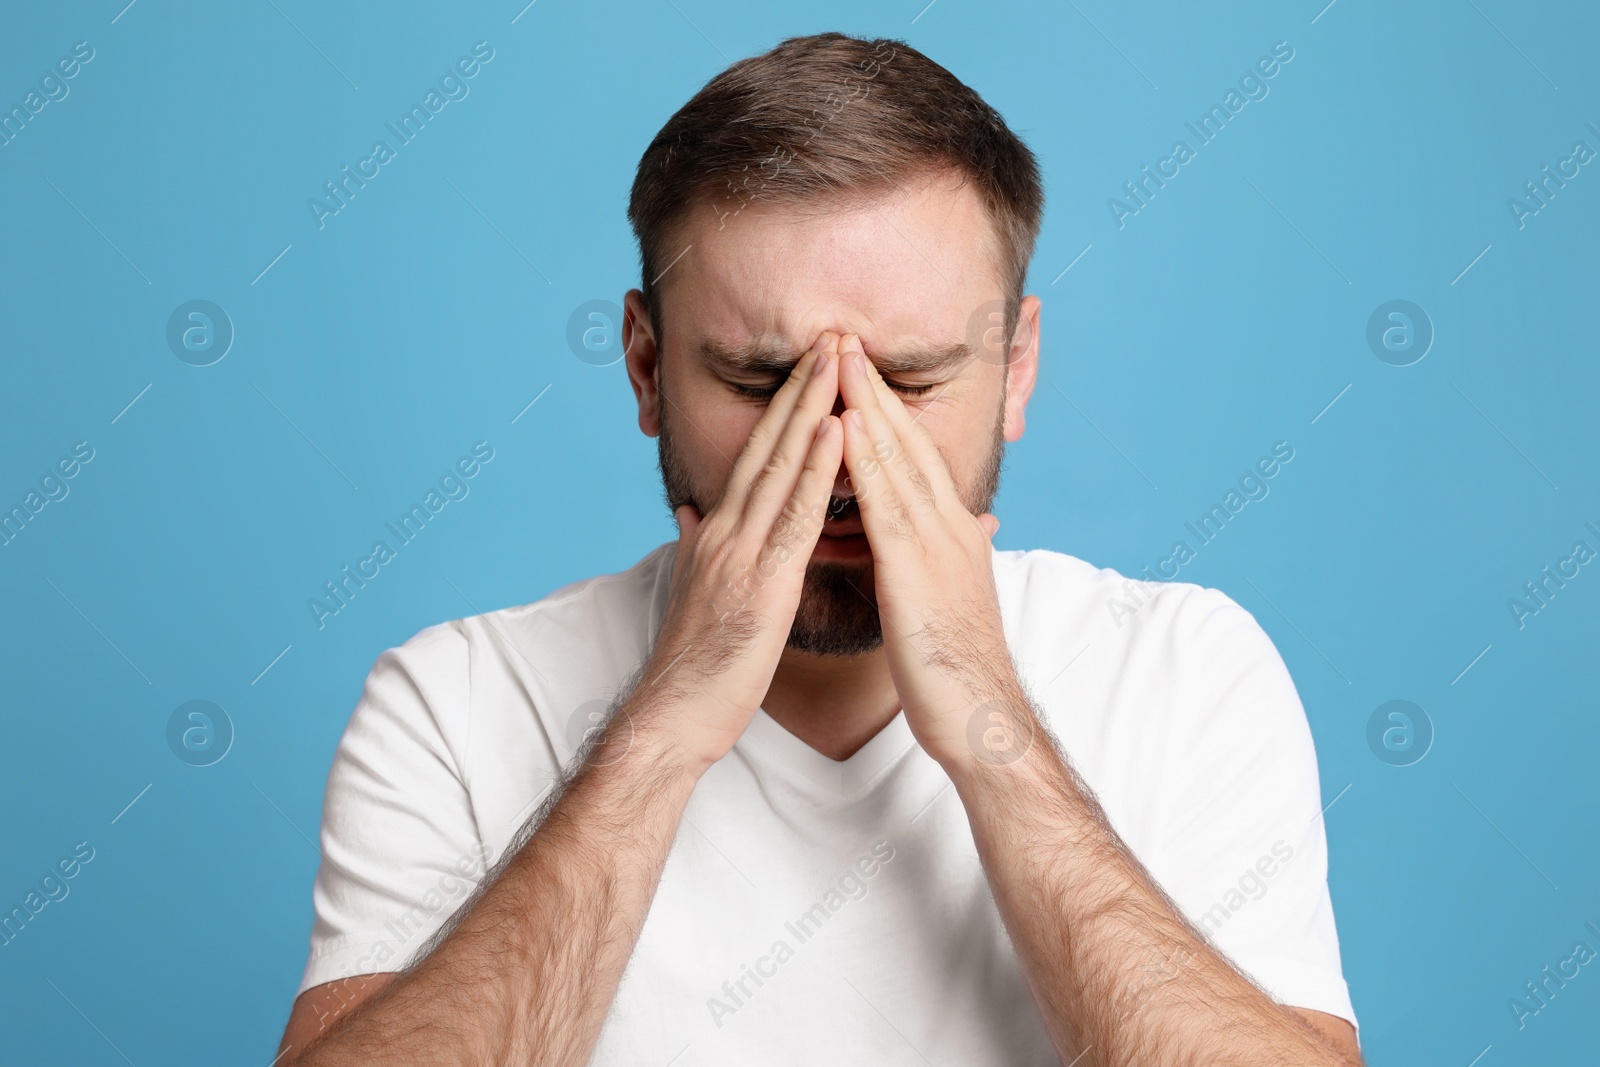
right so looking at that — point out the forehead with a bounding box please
[659,173,1005,365]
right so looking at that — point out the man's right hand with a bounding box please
[633,329,844,769]
[281,330,847,1067]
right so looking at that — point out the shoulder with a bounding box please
[994,546,1261,657]
[349,542,675,750]
[475,540,674,640]
[994,547,1300,765]
[376,541,675,681]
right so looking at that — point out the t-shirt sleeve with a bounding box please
[295,622,490,997]
[1146,586,1358,1035]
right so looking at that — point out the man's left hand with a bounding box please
[835,333,1029,769]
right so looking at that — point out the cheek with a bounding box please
[675,388,766,496]
[907,397,987,469]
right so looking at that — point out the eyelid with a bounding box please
[727,379,935,399]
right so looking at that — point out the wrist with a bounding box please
[934,691,1054,789]
[611,688,726,784]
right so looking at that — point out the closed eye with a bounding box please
[729,381,938,399]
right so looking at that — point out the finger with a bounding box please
[738,339,843,536]
[839,358,940,517]
[837,334,924,444]
[670,503,702,589]
[837,337,959,509]
[840,406,916,546]
[720,331,836,514]
[762,414,845,579]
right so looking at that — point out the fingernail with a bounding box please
[810,331,833,353]
[841,334,863,354]
[814,350,831,374]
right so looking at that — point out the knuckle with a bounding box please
[906,465,936,510]
[889,500,917,538]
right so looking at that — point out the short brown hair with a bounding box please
[627,31,1044,349]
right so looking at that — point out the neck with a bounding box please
[760,643,901,761]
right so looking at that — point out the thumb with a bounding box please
[670,504,702,588]
[978,513,1000,541]
[674,503,702,542]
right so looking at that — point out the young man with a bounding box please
[279,32,1361,1066]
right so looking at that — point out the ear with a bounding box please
[1002,294,1040,443]
[623,289,662,437]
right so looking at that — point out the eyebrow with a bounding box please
[700,337,974,377]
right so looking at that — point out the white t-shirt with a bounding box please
[298,542,1357,1062]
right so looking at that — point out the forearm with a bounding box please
[298,693,704,1067]
[948,691,1356,1067]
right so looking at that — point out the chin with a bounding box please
[785,556,882,656]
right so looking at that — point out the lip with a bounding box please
[820,520,864,538]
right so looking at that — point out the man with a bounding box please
[279,32,1361,1066]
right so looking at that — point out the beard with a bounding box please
[657,383,1007,658]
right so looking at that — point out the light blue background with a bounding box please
[2,1,1596,1063]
